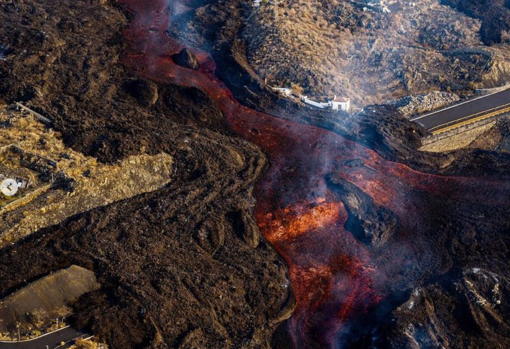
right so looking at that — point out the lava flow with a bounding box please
[118,0,510,347]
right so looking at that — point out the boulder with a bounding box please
[172,48,200,70]
[124,79,159,106]
[327,175,398,246]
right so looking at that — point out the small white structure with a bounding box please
[15,177,31,189]
[253,0,262,6]
[367,0,392,13]
[301,96,330,109]
[330,96,351,112]
[272,87,292,97]
[272,86,351,112]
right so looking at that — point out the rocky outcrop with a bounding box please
[384,268,510,349]
[326,175,398,246]
[479,49,510,88]
[388,91,460,118]
[124,79,159,106]
[172,48,200,70]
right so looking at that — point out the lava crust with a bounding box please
[1,0,510,349]
[0,0,290,347]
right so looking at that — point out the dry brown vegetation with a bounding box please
[244,0,510,107]
[70,339,108,349]
[0,108,173,247]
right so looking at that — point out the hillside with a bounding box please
[243,0,510,107]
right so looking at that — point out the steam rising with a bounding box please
[120,0,510,347]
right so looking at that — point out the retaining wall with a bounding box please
[421,112,510,145]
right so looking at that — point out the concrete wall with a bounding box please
[303,98,329,109]
[421,112,510,145]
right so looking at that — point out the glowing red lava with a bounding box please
[260,199,344,242]
[118,0,510,347]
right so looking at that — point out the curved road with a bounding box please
[0,327,87,349]
[411,87,510,134]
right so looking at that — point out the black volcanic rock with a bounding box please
[172,48,200,70]
[326,175,398,247]
[0,1,290,348]
[442,0,510,45]
[382,268,510,349]
[124,79,159,106]
[228,209,261,249]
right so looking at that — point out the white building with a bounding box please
[272,86,351,112]
[330,96,351,112]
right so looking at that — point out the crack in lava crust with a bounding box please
[118,0,510,347]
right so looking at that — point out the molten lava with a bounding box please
[117,0,510,347]
[260,199,344,242]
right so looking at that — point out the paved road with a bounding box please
[411,88,510,134]
[0,327,87,349]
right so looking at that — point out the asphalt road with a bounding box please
[0,327,87,349]
[411,88,510,131]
